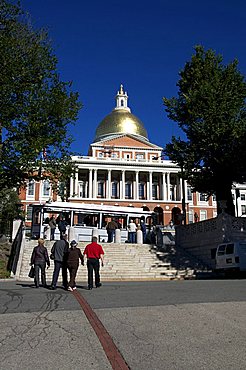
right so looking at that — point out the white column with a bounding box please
[74,169,79,197]
[93,169,97,199]
[180,177,183,201]
[135,171,139,200]
[184,180,187,202]
[70,175,74,197]
[162,173,167,201]
[147,179,150,200]
[167,173,171,200]
[122,170,125,199]
[149,171,153,200]
[89,169,93,198]
[107,169,111,199]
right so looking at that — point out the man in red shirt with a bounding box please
[83,236,104,290]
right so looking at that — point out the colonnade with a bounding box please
[70,168,187,202]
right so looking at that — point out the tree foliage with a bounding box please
[0,188,21,236]
[163,45,246,216]
[0,0,82,190]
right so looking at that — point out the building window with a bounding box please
[43,180,50,196]
[241,205,246,215]
[27,180,35,196]
[98,181,105,197]
[124,153,130,160]
[241,194,245,201]
[112,182,118,198]
[26,206,33,221]
[125,182,132,198]
[98,152,104,158]
[199,193,207,202]
[200,210,207,221]
[79,182,86,198]
[111,153,117,158]
[188,211,194,224]
[152,184,158,199]
[136,154,144,159]
[187,186,192,201]
[139,183,145,199]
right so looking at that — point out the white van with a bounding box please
[215,241,246,273]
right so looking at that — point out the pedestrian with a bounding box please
[194,212,199,223]
[58,215,67,240]
[83,236,104,290]
[50,234,69,290]
[128,219,137,243]
[66,240,84,291]
[30,238,50,288]
[140,220,146,243]
[106,218,118,243]
[49,215,56,241]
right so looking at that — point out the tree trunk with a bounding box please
[216,183,235,216]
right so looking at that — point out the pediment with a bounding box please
[93,134,161,149]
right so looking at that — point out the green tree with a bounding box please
[0,188,21,236]
[0,0,81,191]
[163,45,246,216]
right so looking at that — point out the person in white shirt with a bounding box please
[128,219,137,243]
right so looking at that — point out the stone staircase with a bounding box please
[17,239,203,283]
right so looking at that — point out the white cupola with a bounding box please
[114,84,131,112]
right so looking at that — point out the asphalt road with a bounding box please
[0,279,246,370]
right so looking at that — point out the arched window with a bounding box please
[121,99,124,106]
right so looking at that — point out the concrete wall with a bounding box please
[175,212,246,268]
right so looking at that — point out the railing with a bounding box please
[74,156,175,165]
[7,221,24,274]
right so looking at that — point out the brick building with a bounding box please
[20,85,219,226]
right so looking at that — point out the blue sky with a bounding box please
[21,0,246,154]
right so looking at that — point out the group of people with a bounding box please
[44,215,68,241]
[106,218,147,243]
[30,235,104,291]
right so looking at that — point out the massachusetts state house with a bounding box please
[21,84,246,226]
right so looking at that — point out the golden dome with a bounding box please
[94,84,149,142]
[95,109,148,141]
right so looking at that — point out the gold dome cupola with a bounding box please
[94,85,149,142]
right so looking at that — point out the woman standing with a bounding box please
[66,240,84,291]
[30,238,50,288]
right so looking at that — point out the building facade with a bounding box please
[20,85,224,226]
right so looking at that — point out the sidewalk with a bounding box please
[0,280,113,370]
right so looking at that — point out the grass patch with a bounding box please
[0,259,10,278]
[0,242,11,279]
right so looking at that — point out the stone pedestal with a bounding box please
[137,229,143,244]
[115,229,121,243]
[68,226,76,242]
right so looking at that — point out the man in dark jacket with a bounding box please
[58,216,67,240]
[30,238,50,288]
[50,234,69,290]
[67,240,84,291]
[106,219,118,243]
